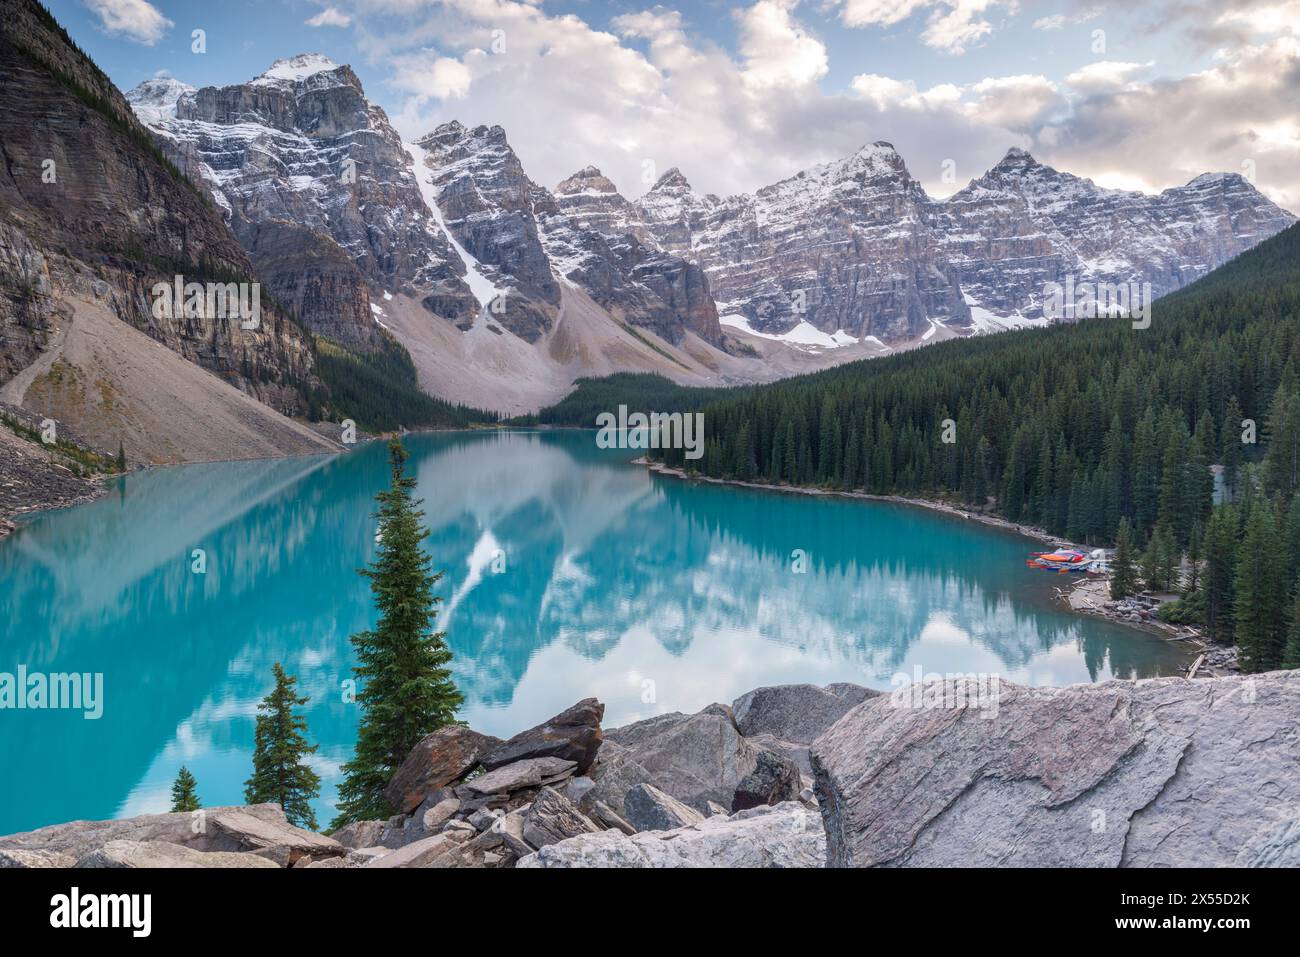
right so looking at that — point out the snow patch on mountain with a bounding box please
[254,54,340,86]
[124,77,195,124]
[721,314,858,351]
[404,141,503,313]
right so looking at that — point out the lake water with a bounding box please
[0,430,1189,834]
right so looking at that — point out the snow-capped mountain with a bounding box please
[930,147,1294,326]
[125,52,1294,411]
[549,165,722,345]
[127,55,478,346]
[633,144,1295,341]
[634,143,972,344]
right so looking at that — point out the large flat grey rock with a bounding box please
[603,709,759,811]
[517,802,825,868]
[0,803,334,862]
[76,840,281,868]
[811,671,1300,867]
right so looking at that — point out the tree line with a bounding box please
[647,223,1300,672]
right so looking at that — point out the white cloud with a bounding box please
[737,0,829,87]
[307,7,354,28]
[1042,36,1300,208]
[84,0,171,45]
[389,51,475,101]
[1214,1,1300,37]
[851,72,1064,131]
[320,0,1300,210]
[1032,6,1104,31]
[1064,60,1154,92]
[836,0,1010,53]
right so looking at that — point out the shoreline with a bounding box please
[0,422,533,538]
[639,458,1221,677]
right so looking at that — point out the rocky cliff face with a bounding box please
[548,165,722,345]
[412,122,561,342]
[634,144,1295,343]
[636,144,972,342]
[930,147,1296,323]
[0,0,318,415]
[127,55,479,348]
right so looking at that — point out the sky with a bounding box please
[49,0,1300,209]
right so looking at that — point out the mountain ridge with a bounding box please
[121,48,1294,412]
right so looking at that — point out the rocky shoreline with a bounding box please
[0,427,109,540]
[2,672,1295,868]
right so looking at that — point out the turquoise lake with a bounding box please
[0,430,1189,833]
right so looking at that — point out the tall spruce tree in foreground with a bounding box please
[332,440,463,830]
[170,767,200,812]
[245,663,321,830]
[1110,517,1139,599]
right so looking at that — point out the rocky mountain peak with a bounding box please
[555,166,620,196]
[995,146,1039,168]
[254,53,343,85]
[124,76,196,123]
[835,140,910,179]
[1182,171,1249,190]
[651,167,693,193]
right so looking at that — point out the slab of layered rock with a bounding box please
[624,783,706,832]
[464,757,578,795]
[811,671,1300,867]
[0,848,77,868]
[603,708,764,811]
[0,803,341,866]
[481,698,604,773]
[517,802,825,868]
[521,787,600,848]
[77,840,280,869]
[384,726,503,813]
[732,683,876,777]
[329,819,387,850]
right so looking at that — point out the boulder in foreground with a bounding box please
[384,726,504,814]
[0,804,342,867]
[481,698,605,774]
[811,671,1300,867]
[517,802,825,868]
[77,840,280,868]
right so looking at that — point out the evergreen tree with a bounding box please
[1141,524,1176,592]
[115,442,126,473]
[170,767,200,813]
[332,441,463,830]
[1221,395,1243,498]
[1110,517,1139,599]
[245,663,322,830]
[1235,499,1287,672]
[1203,504,1239,643]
